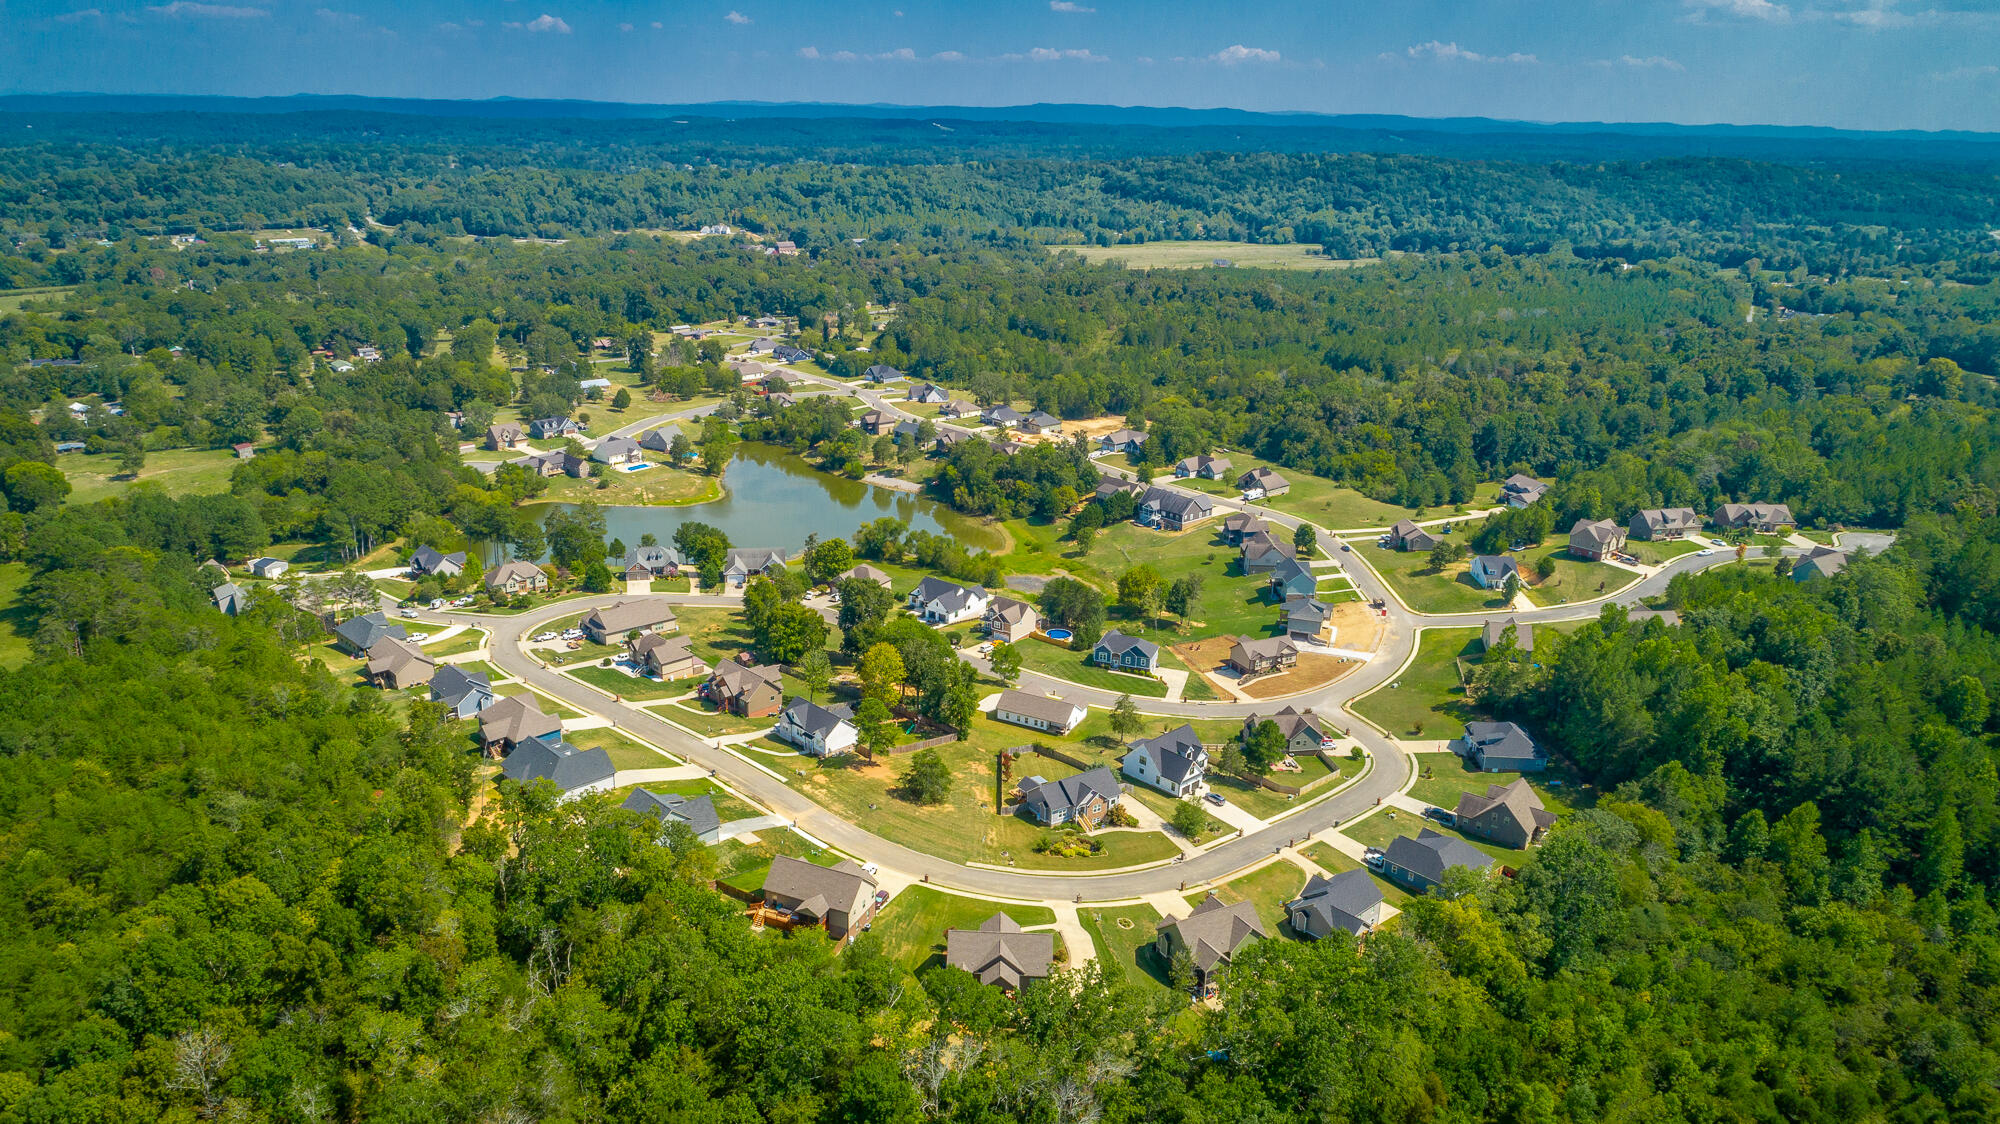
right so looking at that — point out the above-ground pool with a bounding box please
[1044,628,1073,641]
[617,462,655,473]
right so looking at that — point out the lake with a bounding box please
[503,443,1003,560]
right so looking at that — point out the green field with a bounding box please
[566,664,702,701]
[59,447,241,505]
[528,459,723,508]
[1080,903,1171,994]
[867,887,1056,972]
[1353,542,1513,615]
[1352,627,1481,739]
[1516,541,1634,607]
[1047,241,1375,272]
[422,628,488,658]
[0,286,76,312]
[0,563,33,671]
[1188,860,1310,931]
[1015,639,1171,697]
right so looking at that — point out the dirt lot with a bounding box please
[1171,636,1236,676]
[1238,653,1362,699]
[1324,600,1385,652]
[1066,416,1139,442]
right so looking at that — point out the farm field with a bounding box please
[58,447,241,505]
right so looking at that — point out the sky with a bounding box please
[3,1,1998,132]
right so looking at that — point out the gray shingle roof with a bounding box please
[1128,724,1206,784]
[910,576,985,616]
[1482,617,1533,653]
[334,611,405,652]
[1020,765,1121,821]
[583,601,676,635]
[621,788,721,840]
[1462,721,1543,767]
[1289,869,1384,937]
[1158,893,1267,970]
[500,733,615,793]
[1095,630,1159,663]
[945,913,1055,988]
[1384,828,1494,884]
[781,696,856,740]
[992,689,1083,729]
[1140,486,1213,521]
[478,695,561,745]
[763,855,878,920]
[431,665,492,707]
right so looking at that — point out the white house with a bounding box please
[907,576,992,625]
[775,697,860,757]
[1121,724,1209,797]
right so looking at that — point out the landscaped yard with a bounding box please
[1080,902,1171,994]
[1516,541,1634,607]
[527,458,723,508]
[422,628,488,658]
[1340,806,1527,866]
[1352,543,1513,614]
[714,828,843,896]
[57,446,241,505]
[656,699,778,737]
[0,562,33,671]
[1187,859,1310,930]
[1015,639,1170,698]
[496,687,582,720]
[572,727,678,771]
[1625,537,1703,565]
[868,886,1056,972]
[1352,627,1481,739]
[1405,756,1595,818]
[1118,784,1230,842]
[617,777,761,824]
[566,663,702,701]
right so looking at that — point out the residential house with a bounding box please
[625,545,688,577]
[212,582,249,615]
[1122,724,1208,797]
[248,556,289,579]
[1094,478,1146,503]
[410,545,466,578]
[761,856,881,941]
[1567,518,1627,561]
[478,695,562,756]
[981,404,1024,429]
[1174,454,1233,480]
[1222,511,1269,545]
[945,913,1055,991]
[908,576,992,625]
[1018,766,1122,828]
[507,449,568,478]
[1268,557,1318,601]
[1453,778,1556,849]
[858,409,896,436]
[442,409,464,428]
[1098,429,1147,455]
[771,345,812,364]
[745,338,779,356]
[621,789,722,844]
[638,428,677,454]
[864,364,904,383]
[838,563,893,589]
[232,442,257,459]
[1629,507,1702,541]
[1500,474,1550,508]
[1020,411,1063,435]
[983,596,1041,643]
[1387,519,1441,553]
[485,560,549,596]
[499,733,616,801]
[332,611,406,657]
[1136,486,1214,531]
[906,382,949,404]
[1282,595,1335,642]
[581,601,676,645]
[702,662,786,718]
[365,637,436,691]
[1236,467,1290,497]
[1091,631,1159,673]
[578,377,612,392]
[1240,532,1297,573]
[1227,635,1298,678]
[767,392,799,409]
[991,689,1085,735]
[1468,555,1520,590]
[751,315,784,330]
[938,399,980,420]
[53,441,86,454]
[1378,829,1495,894]
[1712,502,1796,533]
[1480,617,1533,654]
[630,632,707,680]
[529,417,581,440]
[775,697,860,757]
[1455,720,1547,772]
[487,423,526,451]
[933,429,975,452]
[1285,870,1387,940]
[591,436,641,464]
[892,420,924,446]
[1243,705,1335,756]
[724,548,788,586]
[1793,545,1850,581]
[430,666,496,719]
[1155,894,1267,995]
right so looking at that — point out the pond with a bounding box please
[499,443,1004,561]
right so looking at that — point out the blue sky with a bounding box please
[5,1,1998,131]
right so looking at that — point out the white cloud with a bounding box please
[1683,0,1790,23]
[1824,2,2000,30]
[797,45,820,58]
[1404,40,1537,64]
[54,7,103,21]
[1007,46,1110,61]
[725,10,751,24]
[876,47,917,60]
[1211,44,1280,65]
[1050,1,1096,11]
[503,13,570,32]
[437,18,483,32]
[147,2,267,18]
[1933,63,1998,80]
[618,21,632,30]
[315,7,360,23]
[1591,53,1686,70]
[932,50,965,61]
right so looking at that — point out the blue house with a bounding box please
[1468,555,1520,590]
[1091,631,1159,673]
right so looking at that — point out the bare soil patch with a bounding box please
[1324,600,1385,652]
[1238,653,1361,699]
[1171,636,1236,677]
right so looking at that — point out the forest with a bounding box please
[0,111,1997,1121]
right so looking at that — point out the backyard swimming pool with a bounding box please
[1044,628,1073,641]
[617,462,655,473]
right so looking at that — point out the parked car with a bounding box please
[1204,792,1227,807]
[1697,548,1714,557]
[566,640,582,650]
[534,632,558,642]
[399,608,420,618]
[1340,543,1351,552]
[1423,806,1455,827]
[1363,848,1386,872]
[429,598,447,609]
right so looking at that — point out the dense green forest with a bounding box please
[0,113,1998,1120]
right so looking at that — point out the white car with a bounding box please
[406,633,429,643]
[399,608,420,618]
[533,632,559,642]
[1697,548,1714,557]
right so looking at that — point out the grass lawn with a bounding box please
[566,664,702,701]
[456,660,510,682]
[618,778,761,824]
[1209,752,1361,822]
[1353,627,1481,739]
[1047,241,1373,272]
[1175,464,1423,530]
[714,828,842,895]
[576,728,679,771]
[868,886,1056,972]
[672,606,837,698]
[1015,639,1170,698]
[60,447,240,505]
[374,578,416,601]
[422,628,488,658]
[1353,543,1512,614]
[1517,542,1634,608]
[1301,843,1414,908]
[1340,807,1526,866]
[0,285,76,312]
[1188,860,1309,930]
[1080,903,1172,994]
[1082,521,1285,645]
[1626,538,1703,565]
[1406,756,1596,818]
[496,687,581,720]
[657,700,777,737]
[527,461,723,508]
[0,562,33,671]
[1158,649,1221,701]
[1118,784,1231,843]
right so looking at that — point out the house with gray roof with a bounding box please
[430,665,495,719]
[981,404,1024,429]
[945,913,1055,991]
[1453,778,1556,850]
[1222,511,1269,544]
[1268,557,1317,601]
[332,611,406,657]
[1227,635,1298,678]
[409,545,466,578]
[1091,631,1159,673]
[1240,531,1297,573]
[487,422,525,451]
[1480,617,1533,654]
[991,689,1086,735]
[864,363,904,383]
[906,382,949,404]
[1018,765,1122,828]
[1136,486,1214,532]
[486,559,549,596]
[937,399,980,420]
[1094,478,1146,503]
[983,596,1041,643]
[1501,474,1549,508]
[248,556,289,579]
[1468,555,1520,590]
[1388,519,1441,553]
[638,427,678,453]
[908,576,992,625]
[703,662,786,718]
[582,601,676,644]
[1122,724,1208,797]
[630,632,705,680]
[1567,518,1627,561]
[478,695,561,755]
[1793,545,1850,581]
[1156,893,1267,995]
[499,733,616,800]
[591,435,642,464]
[1455,721,1547,772]
[1378,828,1496,894]
[625,545,688,576]
[1243,706,1335,757]
[1629,507,1702,541]
[761,856,880,941]
[365,636,435,690]
[724,548,788,586]
[212,582,250,616]
[529,417,581,440]
[1286,869,1387,939]
[1020,410,1063,435]
[1173,453,1233,480]
[838,563,893,589]
[775,696,859,757]
[1712,502,1795,533]
[1235,466,1290,497]
[858,409,896,436]
[1098,428,1147,455]
[1283,595,1334,642]
[621,788,722,844]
